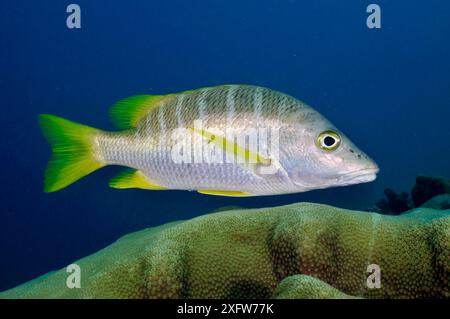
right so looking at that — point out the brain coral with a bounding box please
[1,203,449,299]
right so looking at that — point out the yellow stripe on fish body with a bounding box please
[189,126,272,166]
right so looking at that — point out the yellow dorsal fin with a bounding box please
[189,127,272,166]
[109,86,236,130]
[109,168,167,190]
[109,94,173,129]
[197,190,252,197]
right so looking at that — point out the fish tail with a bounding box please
[39,114,106,192]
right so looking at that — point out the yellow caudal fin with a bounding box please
[39,114,105,192]
[109,168,167,190]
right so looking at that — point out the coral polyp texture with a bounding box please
[1,203,449,299]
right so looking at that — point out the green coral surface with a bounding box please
[1,203,449,299]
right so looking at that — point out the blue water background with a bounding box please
[1,0,449,290]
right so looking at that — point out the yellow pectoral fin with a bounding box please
[109,169,167,190]
[189,127,272,166]
[197,190,253,197]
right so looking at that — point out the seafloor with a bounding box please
[1,199,448,299]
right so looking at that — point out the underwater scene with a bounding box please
[0,0,449,300]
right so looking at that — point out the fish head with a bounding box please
[283,111,379,191]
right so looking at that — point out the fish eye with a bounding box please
[316,130,341,151]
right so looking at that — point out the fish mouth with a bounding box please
[339,166,379,184]
[290,166,379,189]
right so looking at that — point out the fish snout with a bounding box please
[364,160,379,174]
[337,156,379,185]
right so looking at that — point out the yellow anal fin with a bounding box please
[109,168,167,190]
[189,127,272,166]
[197,190,252,197]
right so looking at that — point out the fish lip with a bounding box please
[346,165,379,176]
[339,166,379,182]
[355,167,379,175]
[290,166,379,189]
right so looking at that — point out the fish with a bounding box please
[39,84,379,196]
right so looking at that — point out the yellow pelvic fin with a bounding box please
[109,94,174,130]
[197,190,252,197]
[109,168,167,190]
[189,127,272,166]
